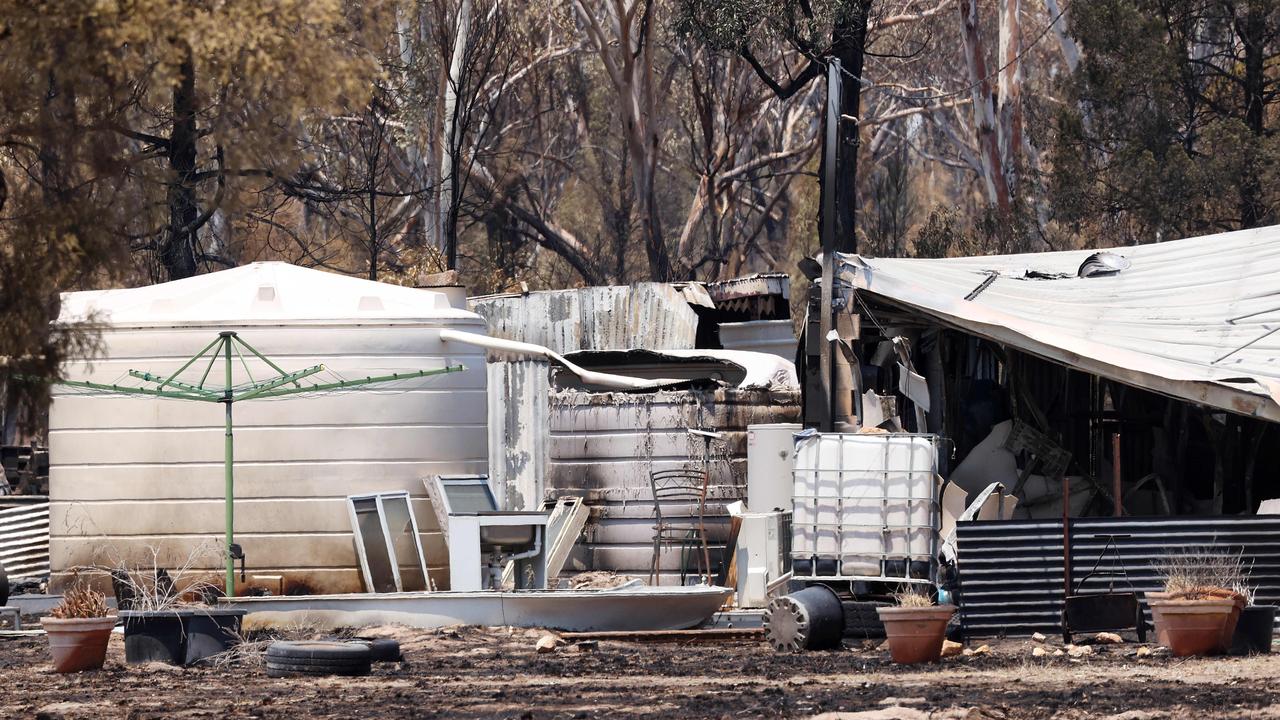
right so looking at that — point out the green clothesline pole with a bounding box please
[223,333,235,598]
[51,330,464,597]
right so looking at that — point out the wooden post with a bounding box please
[1111,432,1123,517]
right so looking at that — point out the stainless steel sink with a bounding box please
[479,525,538,548]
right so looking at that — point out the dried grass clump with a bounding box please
[892,585,935,608]
[1153,547,1249,599]
[112,541,222,611]
[50,585,111,619]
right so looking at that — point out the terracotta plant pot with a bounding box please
[40,616,117,673]
[1202,589,1246,653]
[1146,591,1172,647]
[1147,598,1235,657]
[876,605,956,664]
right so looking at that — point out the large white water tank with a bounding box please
[49,263,488,593]
[746,423,802,512]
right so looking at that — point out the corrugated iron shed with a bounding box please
[843,227,1280,421]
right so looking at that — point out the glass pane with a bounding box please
[352,498,396,593]
[382,496,428,592]
[441,481,496,512]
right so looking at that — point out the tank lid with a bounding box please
[59,262,482,327]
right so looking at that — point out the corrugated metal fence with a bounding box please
[955,516,1280,638]
[0,497,50,578]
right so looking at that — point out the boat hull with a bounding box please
[223,586,732,632]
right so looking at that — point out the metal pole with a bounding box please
[1061,473,1072,642]
[1112,432,1123,517]
[222,333,235,597]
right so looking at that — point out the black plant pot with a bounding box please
[1230,605,1276,655]
[183,609,247,665]
[120,610,185,664]
[120,608,247,666]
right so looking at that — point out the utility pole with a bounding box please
[817,59,842,433]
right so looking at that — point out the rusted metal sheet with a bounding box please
[470,284,700,353]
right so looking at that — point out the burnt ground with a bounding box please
[3,626,1279,719]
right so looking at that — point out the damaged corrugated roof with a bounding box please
[469,283,700,352]
[840,226,1280,421]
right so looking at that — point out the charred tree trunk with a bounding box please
[831,0,872,253]
[163,50,199,280]
[1238,4,1267,228]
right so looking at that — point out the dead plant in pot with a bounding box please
[41,582,117,673]
[1228,583,1276,655]
[1147,548,1247,656]
[111,543,247,666]
[875,585,956,665]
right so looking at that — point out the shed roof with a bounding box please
[60,262,479,327]
[842,226,1280,421]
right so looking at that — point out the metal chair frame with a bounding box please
[648,468,712,586]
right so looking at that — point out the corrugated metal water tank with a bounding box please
[49,263,488,593]
[547,388,800,584]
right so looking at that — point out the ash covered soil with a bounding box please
[5,626,1280,719]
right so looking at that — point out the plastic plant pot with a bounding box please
[1147,598,1235,657]
[184,609,247,665]
[876,605,956,665]
[120,608,248,666]
[765,585,846,652]
[1231,605,1276,655]
[120,610,186,665]
[41,616,117,673]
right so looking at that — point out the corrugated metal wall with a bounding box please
[0,497,50,579]
[955,516,1280,637]
[549,388,800,583]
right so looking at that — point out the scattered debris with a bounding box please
[1031,632,1047,643]
[1032,646,1048,658]
[573,640,599,653]
[941,640,964,658]
[560,628,763,643]
[568,571,639,590]
[1067,644,1094,657]
[535,634,562,653]
[1095,632,1124,645]
[962,644,990,657]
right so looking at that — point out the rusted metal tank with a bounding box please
[548,387,800,584]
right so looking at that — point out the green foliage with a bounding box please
[1048,0,1280,242]
[0,0,387,426]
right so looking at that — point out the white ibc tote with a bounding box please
[791,432,940,583]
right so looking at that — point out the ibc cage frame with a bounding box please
[790,432,941,587]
